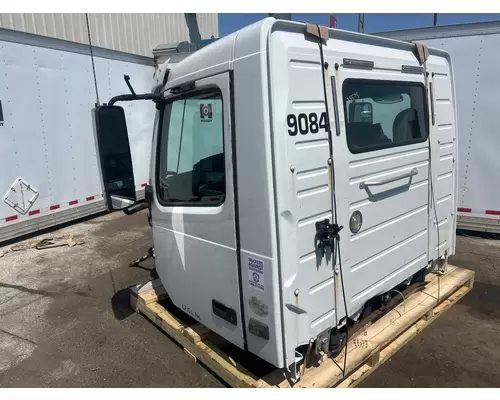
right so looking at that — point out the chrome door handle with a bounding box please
[359,168,418,190]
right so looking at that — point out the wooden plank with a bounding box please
[130,265,474,389]
[312,270,471,388]
[183,323,213,344]
[340,284,471,388]
[303,269,473,388]
[365,351,380,368]
[131,280,168,304]
[258,266,474,388]
[136,299,260,388]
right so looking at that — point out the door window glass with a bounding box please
[157,90,225,206]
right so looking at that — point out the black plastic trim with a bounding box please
[343,58,374,70]
[212,299,238,326]
[229,71,248,349]
[402,65,424,74]
[330,76,341,136]
[429,82,436,126]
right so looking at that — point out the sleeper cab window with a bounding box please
[342,79,428,154]
[157,89,225,206]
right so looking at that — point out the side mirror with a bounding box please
[94,105,137,210]
[350,101,373,124]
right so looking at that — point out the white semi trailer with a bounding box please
[377,20,500,234]
[93,17,458,382]
[0,28,192,242]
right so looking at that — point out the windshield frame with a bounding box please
[154,86,226,208]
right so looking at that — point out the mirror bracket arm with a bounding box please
[108,93,164,106]
[122,184,153,216]
[122,202,148,215]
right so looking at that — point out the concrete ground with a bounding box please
[0,211,499,387]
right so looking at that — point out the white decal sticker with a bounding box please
[248,256,265,292]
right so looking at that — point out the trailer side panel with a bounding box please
[0,34,154,242]
[376,22,500,233]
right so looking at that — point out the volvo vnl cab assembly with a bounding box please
[93,17,458,382]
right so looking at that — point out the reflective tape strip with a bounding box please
[485,210,500,216]
[458,208,500,216]
[3,194,102,223]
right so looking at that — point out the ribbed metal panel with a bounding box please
[0,13,218,56]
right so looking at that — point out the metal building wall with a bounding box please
[0,13,218,57]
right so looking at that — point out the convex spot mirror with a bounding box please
[350,101,373,124]
[95,105,137,210]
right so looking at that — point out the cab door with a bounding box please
[149,72,245,349]
[331,65,431,317]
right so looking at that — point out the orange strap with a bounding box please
[415,43,430,65]
[305,23,329,41]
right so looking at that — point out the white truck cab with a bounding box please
[94,17,458,380]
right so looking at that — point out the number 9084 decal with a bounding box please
[287,112,328,136]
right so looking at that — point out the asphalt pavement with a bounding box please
[0,211,498,387]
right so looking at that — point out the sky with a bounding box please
[218,13,500,37]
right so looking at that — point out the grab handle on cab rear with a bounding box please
[359,168,418,190]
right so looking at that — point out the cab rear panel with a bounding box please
[267,21,457,368]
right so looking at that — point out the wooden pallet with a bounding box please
[130,264,474,388]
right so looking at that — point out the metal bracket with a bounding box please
[287,351,303,384]
[124,74,136,96]
[314,328,331,355]
[314,219,343,258]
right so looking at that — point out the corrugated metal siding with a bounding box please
[0,13,218,57]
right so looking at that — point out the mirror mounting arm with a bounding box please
[122,184,154,216]
[108,93,163,106]
[122,202,148,215]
